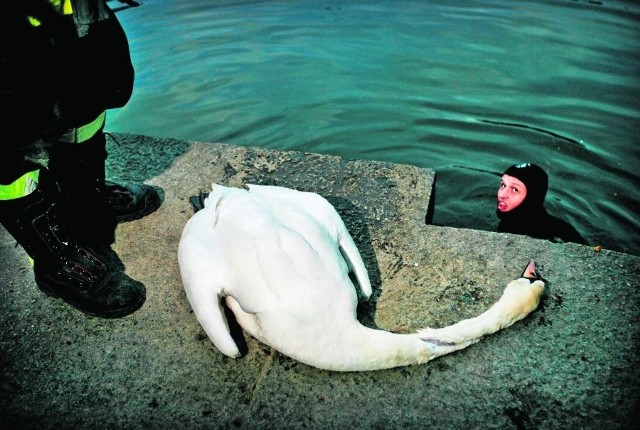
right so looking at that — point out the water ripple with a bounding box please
[108,0,640,255]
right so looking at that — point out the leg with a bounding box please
[0,170,145,318]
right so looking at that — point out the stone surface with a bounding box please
[1,133,638,429]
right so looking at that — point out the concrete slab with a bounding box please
[1,133,638,429]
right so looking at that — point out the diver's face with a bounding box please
[497,175,527,212]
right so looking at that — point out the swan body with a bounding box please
[178,183,545,372]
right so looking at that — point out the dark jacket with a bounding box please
[497,206,588,245]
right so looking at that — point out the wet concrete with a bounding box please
[1,133,638,429]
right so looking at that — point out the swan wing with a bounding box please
[178,202,241,358]
[246,184,371,298]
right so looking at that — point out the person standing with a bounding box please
[0,0,162,317]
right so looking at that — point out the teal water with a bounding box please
[107,0,639,255]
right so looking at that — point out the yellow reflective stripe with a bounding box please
[0,170,40,201]
[48,0,73,15]
[57,111,107,143]
[62,0,73,15]
[28,0,73,26]
[76,112,107,143]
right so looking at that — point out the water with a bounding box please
[106,0,640,256]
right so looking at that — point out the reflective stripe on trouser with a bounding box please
[28,0,73,26]
[0,171,40,200]
[0,112,106,200]
[59,111,107,144]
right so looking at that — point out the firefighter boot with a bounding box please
[0,180,146,318]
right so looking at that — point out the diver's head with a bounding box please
[497,162,548,214]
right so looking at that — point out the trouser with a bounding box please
[0,112,116,248]
[0,170,106,277]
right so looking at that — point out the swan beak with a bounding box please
[521,260,541,281]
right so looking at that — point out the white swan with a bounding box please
[178,183,545,372]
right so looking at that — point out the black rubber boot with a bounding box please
[0,179,146,318]
[47,132,163,238]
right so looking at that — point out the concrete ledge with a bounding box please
[1,133,638,429]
